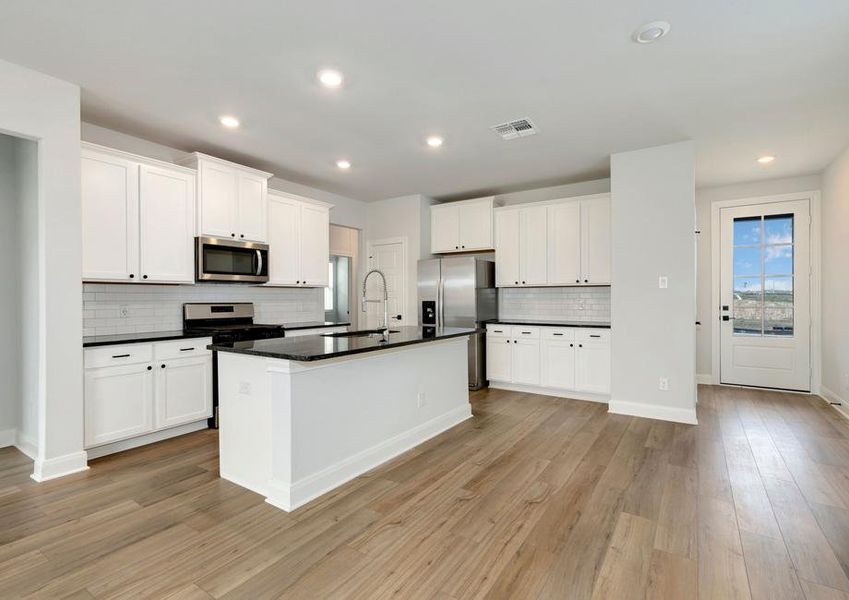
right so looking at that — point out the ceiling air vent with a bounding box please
[490,117,538,140]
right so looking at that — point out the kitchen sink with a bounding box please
[321,329,400,338]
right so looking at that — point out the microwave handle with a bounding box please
[255,250,263,276]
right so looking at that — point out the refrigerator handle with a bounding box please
[438,276,444,328]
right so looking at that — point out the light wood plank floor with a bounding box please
[3,385,849,599]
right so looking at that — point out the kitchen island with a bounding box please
[210,326,478,511]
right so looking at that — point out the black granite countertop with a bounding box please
[485,319,611,329]
[282,321,351,331]
[83,330,213,348]
[210,326,479,361]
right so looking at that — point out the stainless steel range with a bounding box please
[183,302,285,427]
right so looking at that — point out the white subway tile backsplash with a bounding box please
[82,283,325,336]
[498,286,610,323]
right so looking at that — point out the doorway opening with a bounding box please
[325,255,352,323]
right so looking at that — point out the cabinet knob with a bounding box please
[514,281,518,285]
[455,245,459,249]
[570,343,574,347]
[240,234,244,238]
[584,279,588,283]
[142,275,148,280]
[129,274,135,279]
[522,281,526,284]
[513,340,517,344]
[505,339,510,343]
[231,233,236,238]
[578,344,583,348]
[296,280,300,284]
[147,365,152,371]
[461,245,465,249]
[575,279,580,283]
[161,364,166,369]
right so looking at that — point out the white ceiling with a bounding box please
[1,0,848,201]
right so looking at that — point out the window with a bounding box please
[324,260,335,311]
[732,214,794,336]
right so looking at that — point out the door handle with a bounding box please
[722,315,732,321]
[255,250,263,276]
[395,314,402,320]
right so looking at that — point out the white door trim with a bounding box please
[365,236,408,326]
[710,190,821,393]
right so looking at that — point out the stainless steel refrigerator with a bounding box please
[417,257,497,390]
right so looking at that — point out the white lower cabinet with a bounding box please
[487,324,610,396]
[84,338,212,449]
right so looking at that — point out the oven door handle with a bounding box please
[255,250,263,276]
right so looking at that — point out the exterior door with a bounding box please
[366,239,406,328]
[720,200,811,391]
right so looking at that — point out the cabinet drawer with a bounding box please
[486,324,510,338]
[577,329,610,344]
[85,344,153,369]
[154,337,212,361]
[542,327,576,341]
[511,326,540,340]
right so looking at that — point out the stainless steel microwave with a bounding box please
[196,237,269,283]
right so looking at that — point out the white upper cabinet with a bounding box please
[81,144,195,284]
[547,202,582,285]
[431,196,494,253]
[81,148,139,281]
[581,197,611,285]
[139,164,195,283]
[494,194,611,287]
[267,190,331,287]
[180,153,271,243]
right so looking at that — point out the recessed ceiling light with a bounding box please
[633,21,671,44]
[317,69,344,88]
[219,115,240,128]
[757,155,775,164]
[426,136,444,148]
[336,159,351,170]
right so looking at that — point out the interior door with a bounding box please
[139,164,195,283]
[720,199,811,391]
[367,239,406,328]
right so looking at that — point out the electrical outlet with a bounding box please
[659,377,669,391]
[119,305,130,318]
[417,392,426,408]
[239,381,252,395]
[577,299,585,311]
[658,276,668,289]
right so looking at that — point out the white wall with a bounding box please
[694,174,822,379]
[0,135,20,443]
[0,58,84,480]
[493,178,610,207]
[610,141,697,424]
[365,195,433,326]
[821,144,849,403]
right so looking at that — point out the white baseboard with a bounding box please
[696,374,714,385]
[489,381,610,404]
[16,431,37,459]
[32,451,89,482]
[0,428,15,448]
[85,420,209,460]
[263,405,473,512]
[608,400,698,425]
[820,385,849,421]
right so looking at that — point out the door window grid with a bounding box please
[732,214,794,336]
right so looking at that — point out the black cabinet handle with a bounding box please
[590,335,601,338]
[231,233,236,237]
[160,364,166,368]
[513,340,517,344]
[179,347,195,352]
[147,365,152,370]
[575,279,580,283]
[111,353,130,359]
[505,339,510,343]
[296,280,300,284]
[522,280,526,284]
[521,331,532,335]
[129,274,135,279]
[455,245,459,249]
[553,333,563,336]
[461,245,465,249]
[584,279,588,283]
[570,343,574,347]
[514,281,518,285]
[142,275,148,280]
[240,234,245,238]
[579,344,583,348]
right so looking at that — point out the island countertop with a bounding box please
[209,325,479,361]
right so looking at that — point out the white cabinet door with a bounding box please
[198,161,238,239]
[495,209,521,286]
[155,356,212,429]
[512,338,541,385]
[299,203,330,286]
[458,199,493,251]
[139,164,195,284]
[84,363,154,447]
[237,171,268,242]
[547,202,582,285]
[266,195,301,286]
[487,339,513,382]
[81,150,139,282]
[576,335,611,394]
[542,339,577,389]
[520,205,548,286]
[582,198,611,285]
[431,205,460,253]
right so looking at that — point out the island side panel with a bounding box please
[270,336,472,510]
[217,352,278,498]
